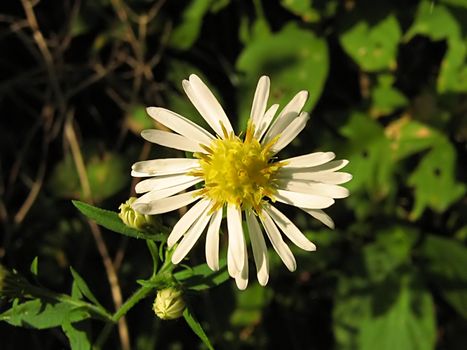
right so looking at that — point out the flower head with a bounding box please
[153,288,186,320]
[118,197,158,231]
[131,74,351,289]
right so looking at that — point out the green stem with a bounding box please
[112,284,154,322]
[111,260,176,321]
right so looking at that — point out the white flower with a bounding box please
[131,74,352,289]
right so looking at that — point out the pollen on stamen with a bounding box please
[193,126,284,210]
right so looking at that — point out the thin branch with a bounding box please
[64,114,131,350]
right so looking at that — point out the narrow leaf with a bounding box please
[183,307,214,350]
[30,257,39,276]
[174,259,229,291]
[72,200,165,241]
[70,267,103,309]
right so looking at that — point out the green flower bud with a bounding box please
[153,288,186,320]
[119,197,157,231]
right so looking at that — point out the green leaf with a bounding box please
[146,240,159,276]
[334,268,436,350]
[407,140,466,219]
[420,235,467,319]
[62,321,91,350]
[370,74,408,117]
[280,0,320,22]
[30,257,39,276]
[236,22,328,128]
[339,10,401,71]
[363,227,418,283]
[169,0,214,50]
[0,299,90,329]
[49,150,129,202]
[358,276,436,350]
[183,307,214,350]
[339,112,393,197]
[385,119,442,161]
[164,59,217,129]
[72,201,165,241]
[70,267,103,309]
[174,259,229,291]
[126,105,154,135]
[230,282,271,327]
[406,1,467,93]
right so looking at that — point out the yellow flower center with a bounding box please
[193,124,283,211]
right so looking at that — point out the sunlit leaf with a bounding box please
[407,140,466,219]
[340,112,393,197]
[363,227,418,283]
[280,0,320,22]
[358,275,436,350]
[339,10,401,71]
[334,265,436,350]
[385,118,442,161]
[406,1,467,93]
[236,22,328,128]
[370,74,408,117]
[169,0,215,50]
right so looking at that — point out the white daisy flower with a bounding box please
[131,74,352,290]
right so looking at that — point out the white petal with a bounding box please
[146,107,214,145]
[235,238,249,290]
[135,177,202,204]
[227,204,245,274]
[167,198,212,247]
[250,76,270,127]
[132,189,200,215]
[277,180,350,199]
[135,174,200,194]
[227,237,238,278]
[280,171,353,184]
[275,189,335,209]
[171,204,213,264]
[183,74,234,137]
[264,204,316,251]
[246,210,269,286]
[132,158,199,177]
[270,112,309,154]
[306,159,350,173]
[256,104,279,140]
[263,90,308,143]
[282,152,336,168]
[302,208,335,229]
[205,208,223,271]
[141,129,206,153]
[259,211,296,272]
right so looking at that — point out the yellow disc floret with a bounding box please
[193,124,283,211]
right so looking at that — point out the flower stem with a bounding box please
[112,284,154,322]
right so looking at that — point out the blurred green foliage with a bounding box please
[1,0,466,349]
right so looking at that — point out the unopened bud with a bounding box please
[119,197,157,231]
[153,288,185,320]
